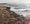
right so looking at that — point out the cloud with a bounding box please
[0,0,30,4]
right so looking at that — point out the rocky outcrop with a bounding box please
[0,6,24,24]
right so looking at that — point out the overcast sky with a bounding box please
[0,0,30,4]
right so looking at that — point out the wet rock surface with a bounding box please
[0,6,30,24]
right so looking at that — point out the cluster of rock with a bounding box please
[0,6,24,24]
[0,6,30,24]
